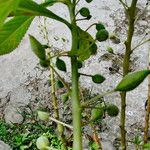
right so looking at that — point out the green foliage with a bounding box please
[29,35,46,60]
[61,93,69,103]
[39,59,49,68]
[0,0,20,27]
[106,104,119,117]
[0,118,68,150]
[91,104,104,121]
[115,70,150,92]
[41,0,59,7]
[90,43,97,55]
[106,47,114,53]
[57,80,64,89]
[0,16,33,55]
[56,58,67,72]
[92,74,105,84]
[76,28,95,61]
[133,135,142,146]
[17,0,70,27]
[143,143,150,149]
[89,141,99,150]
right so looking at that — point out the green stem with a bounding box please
[144,43,150,144]
[49,117,73,129]
[82,90,115,107]
[120,1,138,149]
[71,56,82,150]
[79,73,92,77]
[68,3,82,150]
[49,64,67,150]
[49,64,71,92]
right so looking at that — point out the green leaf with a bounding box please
[77,28,95,61]
[41,0,57,7]
[0,16,34,55]
[92,74,105,84]
[39,59,49,68]
[96,23,105,31]
[115,70,150,92]
[144,143,150,149]
[29,35,46,60]
[56,80,64,89]
[0,0,20,27]
[56,58,67,72]
[17,0,70,27]
[61,93,69,103]
[91,107,104,121]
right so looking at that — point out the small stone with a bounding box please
[0,141,12,150]
[101,140,115,150]
[4,105,23,124]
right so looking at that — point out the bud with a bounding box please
[36,136,49,150]
[37,111,49,121]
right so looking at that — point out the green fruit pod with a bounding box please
[115,70,150,92]
[85,0,93,3]
[37,111,49,121]
[56,57,67,72]
[56,80,64,89]
[96,29,109,42]
[79,7,90,17]
[91,108,104,121]
[61,93,69,103]
[29,35,46,60]
[39,59,49,68]
[106,104,119,117]
[90,43,97,55]
[96,23,105,31]
[92,74,105,84]
[36,136,49,150]
[77,60,83,69]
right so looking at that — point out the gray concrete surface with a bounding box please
[0,0,150,149]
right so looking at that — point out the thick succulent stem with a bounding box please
[69,3,82,150]
[71,56,82,150]
[120,0,138,149]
